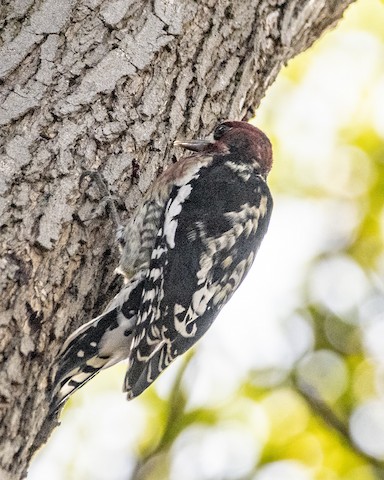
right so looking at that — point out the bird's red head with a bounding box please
[175,121,273,176]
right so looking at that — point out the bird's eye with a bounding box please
[213,123,231,140]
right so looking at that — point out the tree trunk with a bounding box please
[0,0,354,478]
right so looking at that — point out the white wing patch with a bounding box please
[164,184,193,248]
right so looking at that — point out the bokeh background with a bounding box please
[29,1,384,478]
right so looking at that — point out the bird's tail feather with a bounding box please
[50,308,125,413]
[50,277,144,413]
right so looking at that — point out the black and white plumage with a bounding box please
[51,121,273,411]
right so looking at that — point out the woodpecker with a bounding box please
[51,121,273,411]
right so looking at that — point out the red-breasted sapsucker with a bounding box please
[51,121,273,411]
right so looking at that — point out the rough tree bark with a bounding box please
[0,0,354,478]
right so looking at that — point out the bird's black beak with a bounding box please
[174,139,213,152]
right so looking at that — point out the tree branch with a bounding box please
[297,381,384,476]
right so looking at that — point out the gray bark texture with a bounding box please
[0,0,354,478]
